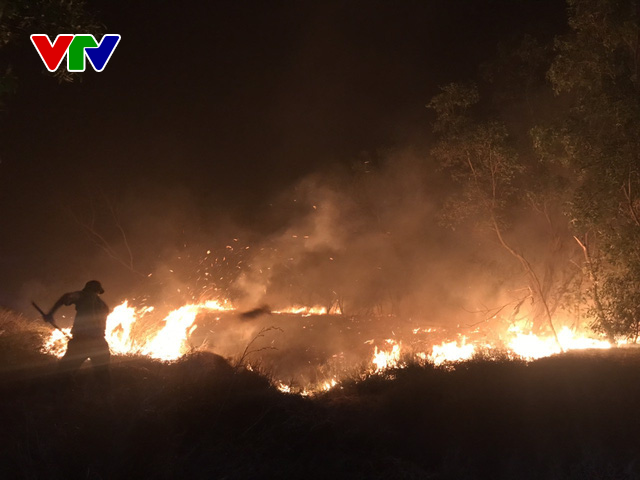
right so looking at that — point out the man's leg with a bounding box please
[90,338,112,390]
[59,338,89,372]
[57,338,89,391]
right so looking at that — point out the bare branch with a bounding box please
[573,234,615,343]
[67,196,145,277]
[621,174,640,227]
[235,326,283,369]
[492,215,562,349]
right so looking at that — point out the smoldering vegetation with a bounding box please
[1,311,640,480]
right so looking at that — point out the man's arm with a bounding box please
[45,292,78,322]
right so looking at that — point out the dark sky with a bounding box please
[0,0,566,305]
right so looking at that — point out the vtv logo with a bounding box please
[31,34,121,73]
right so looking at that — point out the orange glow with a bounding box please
[272,305,329,316]
[42,299,235,360]
[371,340,402,372]
[40,296,622,395]
[41,327,71,358]
[429,338,476,366]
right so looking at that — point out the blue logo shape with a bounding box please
[84,34,121,72]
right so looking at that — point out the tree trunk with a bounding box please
[492,217,562,350]
[573,235,616,344]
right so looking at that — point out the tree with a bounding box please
[428,83,564,347]
[537,0,640,341]
[0,0,103,103]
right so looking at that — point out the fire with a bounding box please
[273,305,329,316]
[270,322,619,395]
[369,337,476,372]
[366,326,617,375]
[430,338,476,366]
[39,293,623,395]
[321,378,338,391]
[41,327,71,358]
[507,332,560,360]
[278,378,339,396]
[507,326,611,360]
[276,382,292,394]
[42,298,236,360]
[556,326,612,351]
[371,340,402,372]
[141,304,200,360]
[138,299,235,361]
[105,301,150,355]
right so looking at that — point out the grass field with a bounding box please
[1,309,640,479]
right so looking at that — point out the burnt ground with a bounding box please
[1,344,640,479]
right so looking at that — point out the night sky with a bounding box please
[0,0,566,306]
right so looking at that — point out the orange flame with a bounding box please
[40,296,622,395]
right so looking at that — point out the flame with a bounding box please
[321,378,338,391]
[507,326,611,360]
[366,326,615,375]
[142,300,235,361]
[371,340,402,372]
[429,338,476,366]
[40,294,623,395]
[273,305,329,316]
[105,301,151,355]
[41,328,71,358]
[281,377,339,396]
[141,304,200,360]
[42,298,236,361]
[507,332,560,360]
[369,337,476,372]
[276,382,292,394]
[557,326,612,350]
[41,297,341,363]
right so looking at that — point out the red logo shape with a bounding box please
[30,35,75,72]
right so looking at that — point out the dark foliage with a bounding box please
[1,349,640,479]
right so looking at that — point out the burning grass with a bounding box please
[31,295,625,393]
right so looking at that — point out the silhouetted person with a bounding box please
[45,280,111,386]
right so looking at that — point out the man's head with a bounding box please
[83,280,105,295]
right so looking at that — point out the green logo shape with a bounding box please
[67,35,98,72]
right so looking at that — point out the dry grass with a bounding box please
[0,307,55,370]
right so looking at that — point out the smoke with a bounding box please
[185,148,499,326]
[11,139,582,383]
[13,146,535,322]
